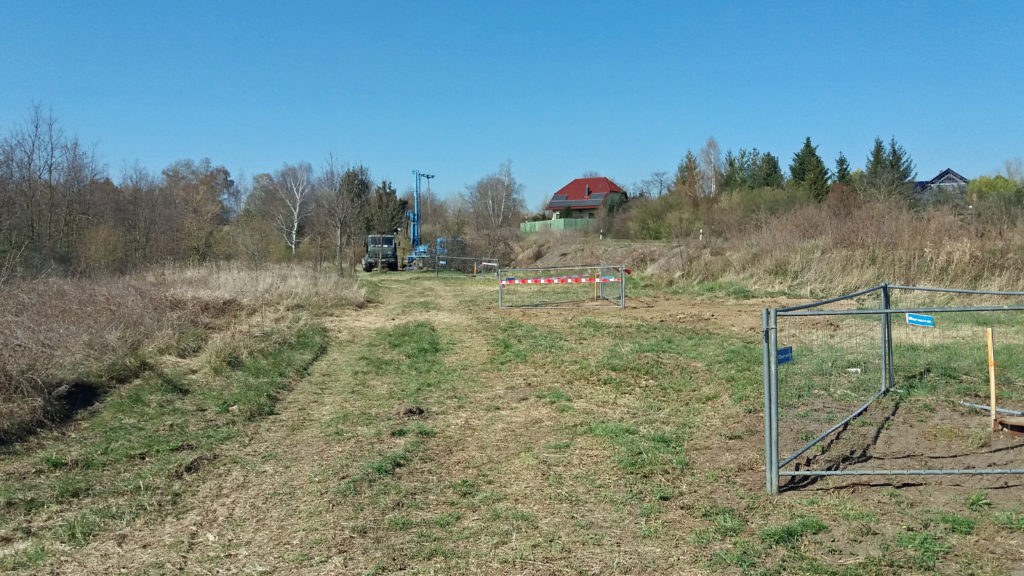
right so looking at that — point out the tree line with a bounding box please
[621,135,1023,242]
[0,106,526,278]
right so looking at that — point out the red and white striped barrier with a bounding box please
[501,276,620,285]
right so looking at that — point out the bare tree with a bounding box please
[700,137,722,197]
[254,163,314,256]
[635,171,670,198]
[162,159,232,262]
[1004,157,1024,185]
[464,160,525,258]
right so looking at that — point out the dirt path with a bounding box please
[50,279,776,574]
[54,276,492,574]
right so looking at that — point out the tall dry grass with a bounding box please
[0,263,366,442]
[649,191,1024,295]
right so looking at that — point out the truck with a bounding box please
[362,234,399,272]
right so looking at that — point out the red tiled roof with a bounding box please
[545,177,626,211]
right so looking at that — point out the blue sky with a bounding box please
[2,1,1021,210]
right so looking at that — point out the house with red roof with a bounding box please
[544,177,628,219]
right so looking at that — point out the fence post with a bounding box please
[619,266,626,307]
[767,308,780,494]
[881,283,894,392]
[497,268,503,308]
[763,308,774,493]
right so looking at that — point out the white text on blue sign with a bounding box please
[906,313,935,327]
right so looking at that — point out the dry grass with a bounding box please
[0,263,365,443]
[150,262,368,312]
[642,195,1024,295]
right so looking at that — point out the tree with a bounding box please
[673,150,702,202]
[789,137,830,201]
[885,137,916,183]
[0,105,107,272]
[834,152,851,184]
[634,171,670,198]
[162,158,233,262]
[317,157,371,271]
[699,137,722,197]
[464,160,525,258]
[249,163,315,255]
[755,152,785,189]
[365,180,406,235]
[865,138,887,181]
[861,136,916,199]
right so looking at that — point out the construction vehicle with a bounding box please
[362,234,399,272]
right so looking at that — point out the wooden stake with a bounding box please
[988,328,997,431]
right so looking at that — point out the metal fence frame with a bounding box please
[434,255,499,279]
[764,283,1024,494]
[498,265,627,309]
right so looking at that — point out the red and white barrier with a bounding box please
[501,276,620,285]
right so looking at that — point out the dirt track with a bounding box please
[17,275,1024,575]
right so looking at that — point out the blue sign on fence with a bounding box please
[777,346,793,365]
[906,313,935,327]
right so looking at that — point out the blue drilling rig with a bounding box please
[406,169,434,266]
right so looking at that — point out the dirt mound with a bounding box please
[513,233,673,270]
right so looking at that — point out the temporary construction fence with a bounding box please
[498,265,628,309]
[434,255,499,279]
[763,284,1024,494]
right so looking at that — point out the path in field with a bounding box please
[59,278,782,575]
[57,276,503,574]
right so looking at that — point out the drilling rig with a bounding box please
[406,169,434,267]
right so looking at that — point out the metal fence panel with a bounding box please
[764,284,1024,493]
[498,265,626,309]
[434,256,499,279]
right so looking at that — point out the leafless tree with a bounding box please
[1004,157,1024,185]
[254,163,314,256]
[700,137,723,197]
[464,160,525,259]
[317,157,371,272]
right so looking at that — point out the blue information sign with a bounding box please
[906,313,935,327]
[777,346,793,365]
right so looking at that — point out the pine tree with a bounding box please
[885,137,916,182]
[789,137,830,201]
[756,153,785,189]
[834,152,851,184]
[861,136,916,199]
[673,150,702,202]
[865,138,887,181]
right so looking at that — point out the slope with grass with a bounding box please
[2,272,1024,575]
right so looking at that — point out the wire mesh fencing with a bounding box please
[764,284,1024,493]
[434,256,499,279]
[498,265,627,309]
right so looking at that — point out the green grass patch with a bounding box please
[936,512,976,535]
[760,516,827,547]
[895,530,950,571]
[492,320,567,365]
[992,509,1024,531]
[584,421,688,476]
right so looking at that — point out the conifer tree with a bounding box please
[834,152,851,184]
[789,137,830,201]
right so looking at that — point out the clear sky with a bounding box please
[2,1,1021,210]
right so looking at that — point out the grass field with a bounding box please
[2,271,1024,574]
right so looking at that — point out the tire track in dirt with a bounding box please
[54,276,473,575]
